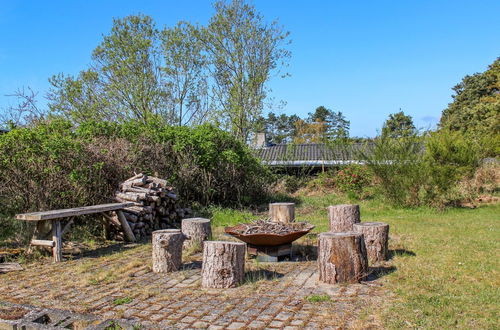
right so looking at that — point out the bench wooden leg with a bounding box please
[52,220,62,262]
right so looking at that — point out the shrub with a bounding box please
[334,164,371,194]
[273,175,308,194]
[0,119,271,242]
[359,129,482,208]
[422,130,479,207]
[359,132,426,207]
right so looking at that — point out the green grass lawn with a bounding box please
[209,192,500,329]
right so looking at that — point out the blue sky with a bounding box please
[1,0,499,137]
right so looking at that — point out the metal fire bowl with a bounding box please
[224,223,315,246]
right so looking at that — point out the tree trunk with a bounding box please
[181,218,212,249]
[202,241,246,288]
[318,232,368,284]
[353,222,389,264]
[152,229,185,273]
[269,203,295,223]
[328,204,360,232]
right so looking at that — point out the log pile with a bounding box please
[108,174,192,241]
[234,220,314,235]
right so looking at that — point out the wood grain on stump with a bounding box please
[152,229,185,273]
[202,241,246,288]
[318,232,368,284]
[328,204,360,232]
[353,222,389,264]
[181,218,212,249]
[269,202,295,223]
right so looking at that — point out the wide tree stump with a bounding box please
[152,229,185,273]
[318,232,368,284]
[269,202,295,223]
[202,241,246,288]
[353,222,389,264]
[181,218,212,249]
[328,204,360,232]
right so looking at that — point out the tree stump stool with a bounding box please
[269,202,295,223]
[181,218,212,250]
[353,222,389,264]
[202,241,246,288]
[318,232,368,284]
[328,204,360,232]
[152,229,185,273]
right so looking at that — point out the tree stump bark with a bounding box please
[328,204,360,232]
[318,232,368,284]
[269,203,295,223]
[152,229,185,273]
[202,241,246,288]
[353,222,389,264]
[181,218,212,249]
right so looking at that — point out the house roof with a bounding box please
[254,143,368,166]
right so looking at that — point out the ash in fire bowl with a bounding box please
[225,220,315,246]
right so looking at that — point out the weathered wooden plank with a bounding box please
[15,202,135,221]
[30,239,55,247]
[116,210,136,243]
[52,220,62,262]
[61,218,74,237]
[0,263,23,273]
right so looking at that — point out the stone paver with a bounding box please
[0,243,387,328]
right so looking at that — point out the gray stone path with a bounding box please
[0,243,386,329]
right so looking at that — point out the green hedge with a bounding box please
[0,119,271,241]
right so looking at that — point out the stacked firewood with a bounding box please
[108,173,191,241]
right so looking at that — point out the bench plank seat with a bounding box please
[16,202,134,221]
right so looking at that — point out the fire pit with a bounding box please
[224,220,315,246]
[225,220,314,262]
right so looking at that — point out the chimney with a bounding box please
[253,132,267,148]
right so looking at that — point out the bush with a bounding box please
[0,119,271,242]
[359,129,482,208]
[334,164,371,194]
[422,130,479,207]
[359,132,426,207]
[272,175,308,194]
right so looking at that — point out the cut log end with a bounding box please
[152,229,185,273]
[318,231,368,284]
[353,222,389,264]
[328,204,360,232]
[202,241,246,288]
[269,202,295,223]
[182,218,212,249]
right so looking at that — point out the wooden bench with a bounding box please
[16,202,134,262]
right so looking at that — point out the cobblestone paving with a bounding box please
[0,243,387,329]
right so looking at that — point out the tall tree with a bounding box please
[260,112,299,144]
[1,87,45,127]
[382,111,416,138]
[293,119,327,144]
[439,57,500,137]
[48,70,110,122]
[161,22,209,126]
[199,0,291,141]
[49,15,167,123]
[308,106,350,139]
